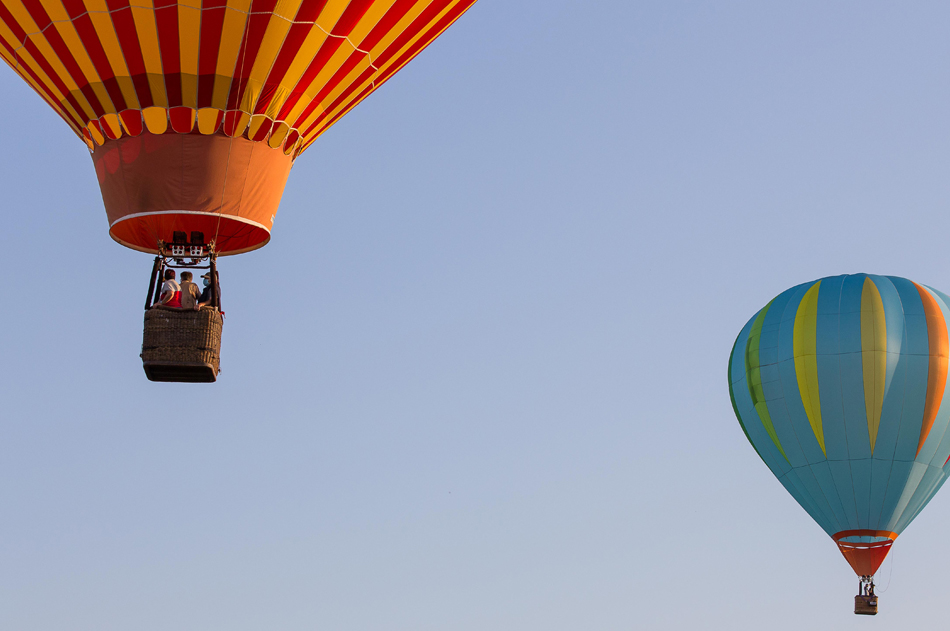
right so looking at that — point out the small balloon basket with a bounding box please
[854,577,878,615]
[141,235,224,383]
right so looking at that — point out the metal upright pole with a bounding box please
[210,258,220,310]
[153,258,166,305]
[145,256,160,309]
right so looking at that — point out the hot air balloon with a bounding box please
[729,274,950,615]
[0,0,477,381]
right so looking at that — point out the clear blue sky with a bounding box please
[2,1,950,628]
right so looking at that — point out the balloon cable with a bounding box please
[876,546,894,594]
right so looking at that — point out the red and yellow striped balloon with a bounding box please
[0,0,476,253]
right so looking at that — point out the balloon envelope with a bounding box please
[0,0,476,254]
[729,274,950,576]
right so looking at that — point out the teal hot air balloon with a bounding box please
[729,274,950,614]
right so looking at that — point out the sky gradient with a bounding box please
[2,1,950,629]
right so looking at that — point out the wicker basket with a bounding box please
[142,307,223,382]
[854,594,878,615]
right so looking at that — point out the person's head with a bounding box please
[201,272,212,287]
[180,271,193,282]
[163,269,176,280]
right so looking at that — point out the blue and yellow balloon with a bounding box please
[729,274,950,578]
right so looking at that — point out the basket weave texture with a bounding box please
[142,307,223,371]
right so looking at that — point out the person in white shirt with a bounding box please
[155,269,181,308]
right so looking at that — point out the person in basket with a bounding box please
[198,271,220,308]
[155,269,181,308]
[179,271,201,310]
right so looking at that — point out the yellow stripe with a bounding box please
[273,0,301,20]
[315,0,350,31]
[212,0,251,110]
[284,46,362,129]
[296,0,459,142]
[87,10,141,110]
[298,0,395,113]
[40,9,115,111]
[240,0,301,111]
[347,0,398,45]
[364,0,432,61]
[0,48,83,133]
[0,29,73,111]
[861,277,887,453]
[8,0,98,119]
[793,281,825,455]
[275,0,412,129]
[178,2,201,106]
[86,120,104,144]
[129,2,167,107]
[34,0,70,23]
[142,105,167,133]
[276,0,349,122]
[268,121,289,147]
[100,112,121,137]
[261,26,329,118]
[196,107,221,134]
[247,112,269,137]
[224,110,249,136]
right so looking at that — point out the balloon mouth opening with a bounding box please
[833,530,897,577]
[110,211,271,256]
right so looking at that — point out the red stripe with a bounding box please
[71,13,128,110]
[331,0,373,36]
[111,23,153,106]
[23,39,91,123]
[295,0,458,133]
[252,22,313,114]
[224,0,279,111]
[0,37,81,128]
[106,0,152,107]
[250,117,272,140]
[282,128,299,151]
[0,4,84,120]
[15,0,107,116]
[259,0,327,107]
[262,0,410,116]
[295,0,328,22]
[300,79,372,144]
[372,0,465,74]
[368,0,475,88]
[58,0,120,115]
[20,0,52,29]
[120,109,144,135]
[249,0,279,11]
[169,106,194,132]
[154,2,182,106]
[106,4,145,76]
[0,3,29,42]
[61,0,85,18]
[222,109,245,135]
[196,2,227,107]
[292,57,372,128]
[290,0,457,128]
[274,0,378,119]
[300,0,473,138]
